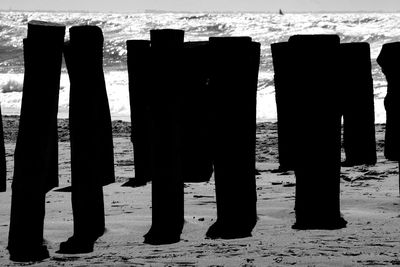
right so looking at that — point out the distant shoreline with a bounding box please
[0,10,399,14]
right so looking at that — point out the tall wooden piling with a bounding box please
[181,41,213,183]
[59,25,115,254]
[143,29,185,245]
[271,42,296,171]
[289,35,346,230]
[377,42,400,162]
[206,37,259,239]
[377,42,400,193]
[126,40,213,186]
[340,42,376,166]
[125,40,152,187]
[8,20,65,261]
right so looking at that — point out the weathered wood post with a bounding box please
[8,20,65,262]
[377,42,400,193]
[377,42,400,162]
[143,29,185,245]
[206,37,259,239]
[340,42,376,166]
[58,25,115,254]
[181,41,213,183]
[125,40,213,187]
[0,106,6,192]
[124,40,152,187]
[289,35,346,230]
[271,41,296,171]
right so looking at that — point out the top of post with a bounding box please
[209,36,252,47]
[289,34,340,46]
[150,29,184,49]
[126,40,151,50]
[27,20,65,43]
[69,25,104,45]
[377,42,400,70]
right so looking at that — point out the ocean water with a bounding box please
[0,11,398,123]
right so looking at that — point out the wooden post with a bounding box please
[8,20,65,262]
[377,42,400,194]
[181,41,213,183]
[271,42,296,171]
[289,35,346,230]
[0,106,6,192]
[58,25,115,254]
[124,40,152,187]
[340,42,377,166]
[125,40,213,186]
[206,37,259,239]
[143,29,185,245]
[377,42,400,162]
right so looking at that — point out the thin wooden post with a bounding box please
[181,41,213,183]
[377,42,400,162]
[289,35,346,230]
[8,20,65,262]
[58,25,115,254]
[340,42,376,166]
[124,40,152,187]
[206,37,259,239]
[143,29,185,245]
[271,42,296,171]
[0,106,6,192]
[377,42,400,194]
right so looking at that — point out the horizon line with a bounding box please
[1,8,400,14]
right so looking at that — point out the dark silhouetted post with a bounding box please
[124,40,152,187]
[58,25,115,254]
[181,41,213,183]
[0,106,6,192]
[8,20,65,262]
[271,42,296,171]
[206,37,259,239]
[289,35,346,230]
[377,42,400,193]
[377,42,400,162]
[143,29,184,245]
[340,42,376,166]
[125,40,213,186]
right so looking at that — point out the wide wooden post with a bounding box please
[8,20,65,262]
[340,42,376,166]
[271,42,296,171]
[144,29,185,245]
[58,25,115,254]
[124,40,152,187]
[289,35,346,230]
[206,37,259,239]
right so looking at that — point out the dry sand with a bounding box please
[0,115,399,266]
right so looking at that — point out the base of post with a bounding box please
[56,235,98,254]
[205,219,255,239]
[143,227,181,245]
[8,245,49,262]
[292,216,347,230]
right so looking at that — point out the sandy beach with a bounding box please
[0,115,399,266]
